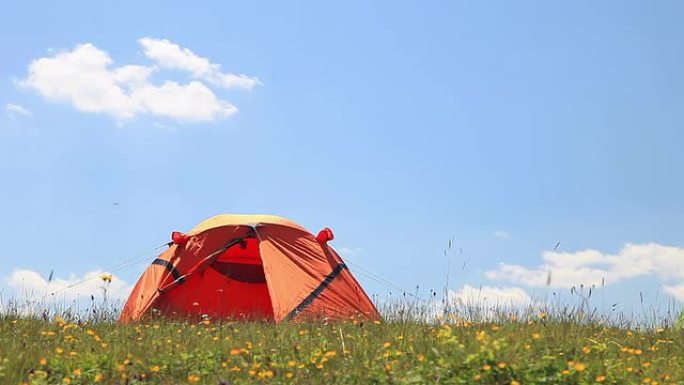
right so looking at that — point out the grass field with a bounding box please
[2,307,684,385]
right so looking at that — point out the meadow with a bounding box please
[2,303,684,385]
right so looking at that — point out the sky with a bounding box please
[1,1,683,318]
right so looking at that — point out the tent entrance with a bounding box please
[157,236,274,321]
[204,236,274,320]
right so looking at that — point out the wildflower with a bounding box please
[582,346,591,353]
[187,374,200,383]
[511,381,520,385]
[100,273,112,283]
[498,362,507,369]
[258,370,274,378]
[417,354,425,362]
[286,372,294,378]
[383,342,391,348]
[483,364,491,371]
[634,349,643,355]
[475,330,487,341]
[94,373,103,382]
[597,375,607,382]
[55,347,64,354]
[73,368,82,376]
[150,365,160,372]
[39,358,47,365]
[532,332,541,339]
[288,360,296,367]
[561,369,570,375]
[324,350,337,358]
[574,362,586,371]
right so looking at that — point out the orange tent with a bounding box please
[120,214,379,322]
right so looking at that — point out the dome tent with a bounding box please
[120,214,379,322]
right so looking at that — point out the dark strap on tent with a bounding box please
[284,263,348,321]
[151,258,183,281]
[157,235,250,294]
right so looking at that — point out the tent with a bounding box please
[120,214,380,322]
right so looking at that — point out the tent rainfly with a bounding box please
[120,214,380,322]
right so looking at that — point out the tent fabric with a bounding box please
[119,214,380,322]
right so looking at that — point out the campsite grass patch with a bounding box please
[2,314,684,385]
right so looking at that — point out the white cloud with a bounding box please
[425,284,534,321]
[132,80,237,121]
[139,37,261,90]
[5,103,32,117]
[663,284,684,302]
[2,269,131,310]
[493,230,511,239]
[338,246,363,257]
[485,242,684,301]
[448,284,532,308]
[20,39,256,122]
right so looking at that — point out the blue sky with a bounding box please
[1,1,683,315]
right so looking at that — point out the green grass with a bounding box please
[2,311,684,385]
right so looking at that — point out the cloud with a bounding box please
[139,37,261,90]
[426,284,534,321]
[448,284,533,308]
[493,230,511,239]
[2,269,131,310]
[19,39,257,122]
[4,103,32,117]
[485,242,684,301]
[338,246,363,257]
[663,284,684,302]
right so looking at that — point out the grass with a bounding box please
[2,306,684,385]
